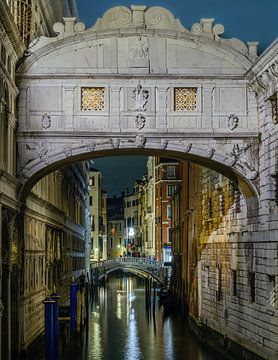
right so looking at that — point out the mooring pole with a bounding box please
[70,280,78,332]
[43,297,56,360]
[51,287,60,359]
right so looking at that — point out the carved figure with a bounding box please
[86,142,96,152]
[227,144,258,180]
[26,142,49,165]
[135,134,146,148]
[129,36,149,60]
[111,138,120,149]
[132,83,149,112]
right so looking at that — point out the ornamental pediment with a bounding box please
[20,5,258,77]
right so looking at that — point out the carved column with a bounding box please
[202,85,214,129]
[110,86,121,130]
[156,87,168,131]
[63,85,76,131]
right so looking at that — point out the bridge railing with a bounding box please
[90,257,163,270]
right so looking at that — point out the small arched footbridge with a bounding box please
[90,257,168,285]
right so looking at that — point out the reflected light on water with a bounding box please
[124,307,142,360]
[163,318,174,360]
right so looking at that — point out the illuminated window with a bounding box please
[81,87,105,111]
[174,87,197,111]
[167,165,175,179]
[167,184,175,196]
[167,205,172,219]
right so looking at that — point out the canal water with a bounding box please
[60,274,221,360]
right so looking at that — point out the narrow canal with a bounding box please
[60,274,221,360]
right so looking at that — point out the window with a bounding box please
[89,196,92,206]
[268,275,276,308]
[249,272,256,302]
[174,87,197,111]
[216,264,222,301]
[167,185,175,196]
[207,198,212,219]
[219,191,224,216]
[90,177,94,186]
[231,270,237,297]
[167,166,175,179]
[205,266,210,288]
[232,182,241,213]
[167,205,172,219]
[81,87,105,111]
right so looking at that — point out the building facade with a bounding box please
[0,1,85,358]
[155,158,183,262]
[107,196,125,257]
[89,168,107,261]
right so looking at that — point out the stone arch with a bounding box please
[97,265,164,284]
[18,142,259,207]
[16,5,260,213]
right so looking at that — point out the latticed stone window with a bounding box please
[174,87,197,111]
[81,87,105,111]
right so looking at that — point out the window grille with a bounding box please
[81,87,105,111]
[174,87,197,111]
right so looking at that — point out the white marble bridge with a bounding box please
[90,257,168,285]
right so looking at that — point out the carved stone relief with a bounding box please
[26,142,49,165]
[111,138,120,149]
[129,36,149,61]
[63,147,73,157]
[182,141,192,153]
[226,144,258,180]
[131,83,149,130]
[206,147,215,159]
[159,139,168,150]
[135,134,146,148]
[41,113,51,129]
[227,114,239,131]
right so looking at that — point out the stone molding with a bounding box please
[248,40,278,99]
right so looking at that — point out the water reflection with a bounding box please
[72,274,221,360]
